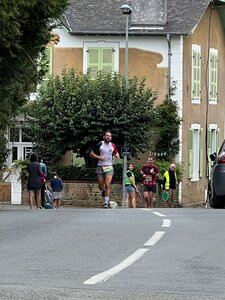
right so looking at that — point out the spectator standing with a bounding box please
[140,156,160,208]
[27,153,42,209]
[50,172,63,209]
[89,131,120,208]
[162,163,177,208]
[125,163,137,208]
[40,159,47,208]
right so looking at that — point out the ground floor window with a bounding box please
[188,124,203,181]
[7,126,33,165]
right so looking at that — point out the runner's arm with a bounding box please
[112,144,120,158]
[89,150,104,161]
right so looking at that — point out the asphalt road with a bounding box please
[0,205,225,300]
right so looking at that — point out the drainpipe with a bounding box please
[166,34,172,100]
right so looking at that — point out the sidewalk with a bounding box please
[0,203,29,210]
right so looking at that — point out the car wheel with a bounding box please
[212,192,225,209]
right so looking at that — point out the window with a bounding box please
[23,146,33,160]
[191,45,201,104]
[12,147,18,161]
[9,128,20,142]
[207,124,220,176]
[209,48,218,103]
[8,127,33,165]
[87,48,114,78]
[83,42,119,78]
[188,124,203,181]
[22,127,32,143]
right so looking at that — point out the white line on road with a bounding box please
[84,248,149,285]
[84,210,170,285]
[152,211,166,217]
[144,231,165,246]
[162,219,171,228]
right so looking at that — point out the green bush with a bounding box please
[48,164,142,183]
[9,158,183,186]
[155,159,183,183]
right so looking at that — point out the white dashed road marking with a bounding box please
[152,211,166,217]
[162,219,171,228]
[144,231,165,246]
[84,248,149,285]
[84,210,171,285]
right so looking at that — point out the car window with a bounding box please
[218,139,225,156]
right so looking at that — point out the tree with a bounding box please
[0,0,68,168]
[25,70,158,166]
[154,99,181,160]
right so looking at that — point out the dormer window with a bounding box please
[131,0,167,26]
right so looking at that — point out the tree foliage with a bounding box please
[25,70,158,166]
[0,0,68,168]
[154,99,181,160]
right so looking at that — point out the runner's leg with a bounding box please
[104,174,113,205]
[143,191,150,208]
[149,191,153,208]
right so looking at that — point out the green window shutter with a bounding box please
[209,51,218,101]
[215,54,218,99]
[101,48,114,73]
[192,48,201,100]
[207,129,212,177]
[87,47,114,78]
[87,48,101,78]
[199,128,203,178]
[188,129,194,178]
[217,128,220,152]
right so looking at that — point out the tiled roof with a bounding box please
[62,0,212,35]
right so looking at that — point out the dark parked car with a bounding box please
[208,140,225,208]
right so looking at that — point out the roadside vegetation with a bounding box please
[20,70,182,181]
[0,0,68,171]
[24,70,158,167]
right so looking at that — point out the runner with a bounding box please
[90,131,120,208]
[140,156,160,208]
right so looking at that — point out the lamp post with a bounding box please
[120,4,132,207]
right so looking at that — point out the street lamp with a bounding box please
[120,4,132,207]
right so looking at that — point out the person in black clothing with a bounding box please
[27,153,41,209]
[162,163,177,208]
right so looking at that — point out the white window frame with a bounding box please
[209,123,218,154]
[190,123,201,181]
[209,48,218,105]
[7,126,33,165]
[207,124,220,177]
[191,44,201,104]
[83,41,119,74]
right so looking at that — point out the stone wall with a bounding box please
[22,181,179,208]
